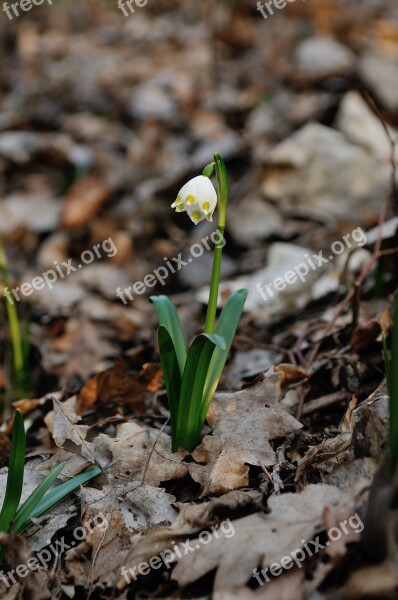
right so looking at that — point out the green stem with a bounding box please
[204,153,229,334]
[0,237,24,375]
[204,226,225,334]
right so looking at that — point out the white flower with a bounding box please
[171,175,217,224]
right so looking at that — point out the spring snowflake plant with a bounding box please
[150,153,248,452]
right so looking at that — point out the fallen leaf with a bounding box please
[189,371,302,496]
[61,175,110,228]
[172,484,353,590]
[77,354,162,414]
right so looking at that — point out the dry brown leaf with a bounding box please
[77,354,162,414]
[350,318,381,352]
[11,398,41,415]
[345,562,398,599]
[109,421,188,488]
[296,382,388,490]
[65,479,178,589]
[190,371,302,496]
[61,175,110,228]
[211,569,304,600]
[45,397,96,463]
[274,364,308,387]
[0,432,10,469]
[171,484,353,591]
[44,315,119,384]
[295,433,352,489]
[340,396,358,433]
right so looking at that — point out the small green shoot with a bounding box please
[0,237,30,407]
[383,295,398,471]
[0,410,105,561]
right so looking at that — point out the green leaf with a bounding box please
[200,289,248,425]
[14,462,66,534]
[176,333,226,451]
[150,296,187,374]
[383,332,391,395]
[0,410,25,533]
[26,465,106,528]
[158,326,182,451]
[390,296,398,469]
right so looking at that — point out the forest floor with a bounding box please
[0,1,398,598]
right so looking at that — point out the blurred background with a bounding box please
[0,0,397,413]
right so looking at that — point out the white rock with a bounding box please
[130,82,177,120]
[228,197,283,246]
[359,51,398,112]
[336,91,398,162]
[293,37,356,79]
[0,193,60,234]
[262,122,390,220]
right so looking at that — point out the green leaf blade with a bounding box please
[14,462,66,534]
[26,465,105,529]
[176,333,225,451]
[158,326,182,451]
[200,289,248,424]
[390,296,398,468]
[0,410,26,534]
[150,296,187,374]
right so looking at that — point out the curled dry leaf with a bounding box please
[274,363,309,387]
[296,383,388,491]
[190,371,302,496]
[45,397,97,463]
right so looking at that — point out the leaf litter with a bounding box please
[0,1,398,598]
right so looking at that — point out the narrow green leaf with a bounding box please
[176,333,225,451]
[200,289,248,425]
[158,326,182,451]
[383,332,391,395]
[14,462,66,534]
[26,465,105,528]
[0,410,25,533]
[150,296,187,374]
[390,297,398,468]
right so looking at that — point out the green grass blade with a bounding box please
[0,238,25,376]
[383,332,391,395]
[200,289,248,424]
[0,410,25,533]
[158,326,182,451]
[25,464,108,529]
[150,296,187,374]
[390,297,398,468]
[176,333,225,451]
[14,462,66,534]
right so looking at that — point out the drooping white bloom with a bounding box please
[171,175,217,224]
